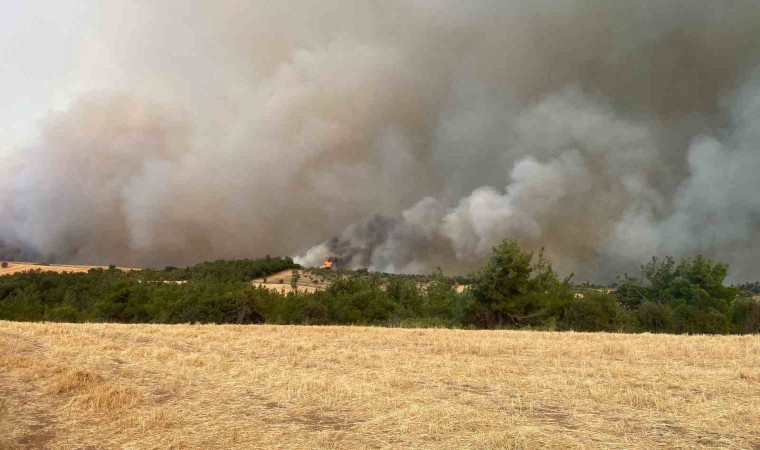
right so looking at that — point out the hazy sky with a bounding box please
[0,1,96,152]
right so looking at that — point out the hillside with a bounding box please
[251,269,328,294]
[1,321,758,449]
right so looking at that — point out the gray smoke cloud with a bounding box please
[1,1,759,281]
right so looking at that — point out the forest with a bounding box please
[1,243,758,334]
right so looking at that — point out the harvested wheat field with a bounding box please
[1,322,758,449]
[251,270,323,294]
[0,262,136,276]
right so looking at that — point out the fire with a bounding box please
[319,259,335,270]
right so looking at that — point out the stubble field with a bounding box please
[0,262,136,276]
[1,321,758,449]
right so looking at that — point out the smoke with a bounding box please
[1,1,759,281]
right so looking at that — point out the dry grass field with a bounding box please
[0,262,136,276]
[1,322,758,449]
[251,270,469,294]
[251,269,325,294]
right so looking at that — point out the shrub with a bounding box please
[1,261,8,268]
[731,297,760,333]
[397,317,451,328]
[637,302,675,333]
[672,304,730,334]
[560,292,625,332]
[301,298,329,324]
[46,305,80,322]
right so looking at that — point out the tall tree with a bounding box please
[471,239,570,327]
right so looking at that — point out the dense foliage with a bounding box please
[469,240,572,328]
[0,248,757,334]
[136,256,296,282]
[614,256,758,334]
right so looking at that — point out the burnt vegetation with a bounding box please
[0,243,758,334]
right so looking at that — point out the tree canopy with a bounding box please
[0,246,756,334]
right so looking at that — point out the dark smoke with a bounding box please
[322,215,397,269]
[1,1,760,281]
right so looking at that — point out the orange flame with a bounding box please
[319,260,334,270]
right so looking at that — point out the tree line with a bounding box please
[0,243,758,334]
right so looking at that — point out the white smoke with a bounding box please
[1,1,759,281]
[297,81,760,281]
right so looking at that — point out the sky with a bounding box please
[0,1,99,152]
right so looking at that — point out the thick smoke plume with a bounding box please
[2,1,760,281]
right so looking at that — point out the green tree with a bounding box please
[470,239,571,328]
[290,269,301,290]
[615,255,737,333]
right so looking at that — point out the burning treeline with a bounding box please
[1,1,760,283]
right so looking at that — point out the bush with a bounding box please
[731,297,760,333]
[697,308,731,334]
[46,305,80,322]
[301,298,329,324]
[637,302,675,333]
[1,261,8,268]
[672,304,730,334]
[560,292,625,332]
[397,317,452,328]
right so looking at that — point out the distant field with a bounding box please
[251,269,470,294]
[252,269,325,293]
[0,262,136,276]
[1,322,758,449]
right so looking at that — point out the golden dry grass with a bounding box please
[252,270,470,294]
[1,321,758,449]
[0,262,136,276]
[252,269,324,293]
